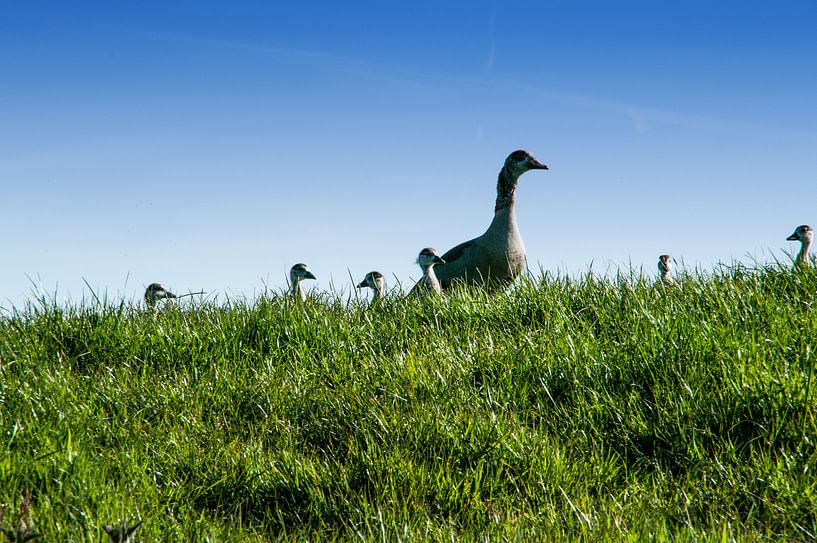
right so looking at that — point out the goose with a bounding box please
[658,254,673,284]
[787,225,813,266]
[357,271,386,303]
[289,263,316,301]
[144,283,176,308]
[433,150,548,290]
[409,247,445,297]
[102,520,143,543]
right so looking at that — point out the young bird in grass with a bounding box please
[102,520,143,543]
[658,254,673,284]
[787,224,813,267]
[357,271,386,303]
[1,526,41,543]
[289,263,317,301]
[144,283,176,308]
[1,492,41,542]
[409,248,445,298]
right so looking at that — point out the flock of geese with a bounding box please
[7,155,813,542]
[143,150,814,308]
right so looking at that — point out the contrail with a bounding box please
[106,25,817,145]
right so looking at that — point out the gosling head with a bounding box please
[290,263,316,284]
[144,282,176,306]
[787,224,813,266]
[357,271,386,301]
[505,150,549,176]
[357,271,385,290]
[417,247,445,270]
[787,224,814,244]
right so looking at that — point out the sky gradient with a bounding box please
[2,1,816,309]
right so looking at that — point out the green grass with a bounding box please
[2,263,816,541]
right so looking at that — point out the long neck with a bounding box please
[495,166,519,212]
[423,265,441,293]
[372,282,384,301]
[798,238,813,265]
[290,278,304,300]
[661,270,673,283]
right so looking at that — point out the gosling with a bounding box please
[658,254,673,284]
[787,225,813,267]
[409,248,445,298]
[289,263,317,301]
[357,271,386,303]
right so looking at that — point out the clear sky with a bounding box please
[2,1,816,309]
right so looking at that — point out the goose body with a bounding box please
[357,271,386,302]
[289,263,316,301]
[434,150,548,290]
[144,283,176,307]
[658,254,673,284]
[410,248,445,297]
[787,225,813,266]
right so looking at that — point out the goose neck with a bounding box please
[495,166,519,212]
[798,238,813,265]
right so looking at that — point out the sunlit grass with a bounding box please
[1,263,816,541]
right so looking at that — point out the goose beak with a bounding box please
[305,271,317,280]
[528,157,548,170]
[787,234,799,241]
[356,280,367,288]
[433,256,445,264]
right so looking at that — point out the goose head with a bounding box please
[144,282,175,306]
[357,271,385,290]
[787,224,813,244]
[357,270,386,301]
[505,150,549,176]
[417,247,445,270]
[290,263,317,284]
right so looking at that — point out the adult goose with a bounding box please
[787,225,813,267]
[433,150,548,290]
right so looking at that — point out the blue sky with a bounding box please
[2,1,816,308]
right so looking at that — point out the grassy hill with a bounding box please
[1,264,816,541]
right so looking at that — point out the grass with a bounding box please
[1,263,816,541]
